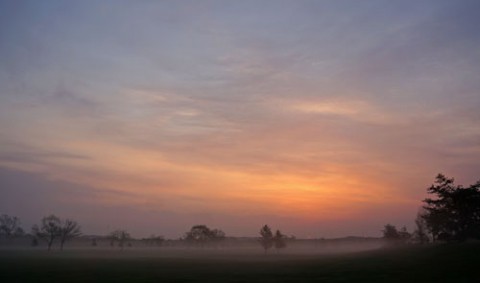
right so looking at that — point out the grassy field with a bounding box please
[1,243,479,282]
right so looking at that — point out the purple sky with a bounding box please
[1,0,479,238]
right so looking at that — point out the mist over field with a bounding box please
[2,240,480,283]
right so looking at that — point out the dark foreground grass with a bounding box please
[1,243,479,283]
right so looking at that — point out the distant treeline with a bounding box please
[2,174,480,251]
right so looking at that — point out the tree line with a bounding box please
[382,173,480,245]
[2,173,479,250]
[0,214,290,252]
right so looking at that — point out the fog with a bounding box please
[0,236,384,260]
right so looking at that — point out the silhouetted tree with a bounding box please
[423,174,480,242]
[32,215,61,251]
[211,229,226,240]
[59,219,81,250]
[0,214,24,238]
[382,224,410,246]
[274,230,287,251]
[259,225,273,253]
[413,210,430,244]
[91,238,97,247]
[108,230,130,248]
[184,225,225,247]
[382,224,399,240]
[185,225,211,246]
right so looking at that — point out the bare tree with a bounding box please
[32,215,61,251]
[59,219,81,250]
[0,214,24,238]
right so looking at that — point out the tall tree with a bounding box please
[259,225,273,254]
[32,215,61,251]
[0,214,24,238]
[59,219,81,250]
[423,174,480,242]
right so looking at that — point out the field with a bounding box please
[1,243,479,283]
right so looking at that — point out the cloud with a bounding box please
[0,0,479,237]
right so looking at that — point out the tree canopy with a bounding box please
[259,225,274,253]
[0,214,24,238]
[32,215,62,251]
[59,219,81,250]
[184,225,225,246]
[32,215,82,250]
[423,174,480,242]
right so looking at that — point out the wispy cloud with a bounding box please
[0,0,479,237]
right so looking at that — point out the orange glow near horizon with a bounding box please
[0,134,419,223]
[1,1,479,238]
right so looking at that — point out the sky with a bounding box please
[1,0,479,239]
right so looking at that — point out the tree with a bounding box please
[32,215,61,251]
[382,224,410,246]
[423,174,480,242]
[413,210,430,244]
[185,225,211,246]
[211,229,226,241]
[0,214,24,238]
[274,230,287,251]
[382,224,399,240]
[108,230,131,248]
[259,225,273,254]
[184,225,225,247]
[59,219,81,250]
